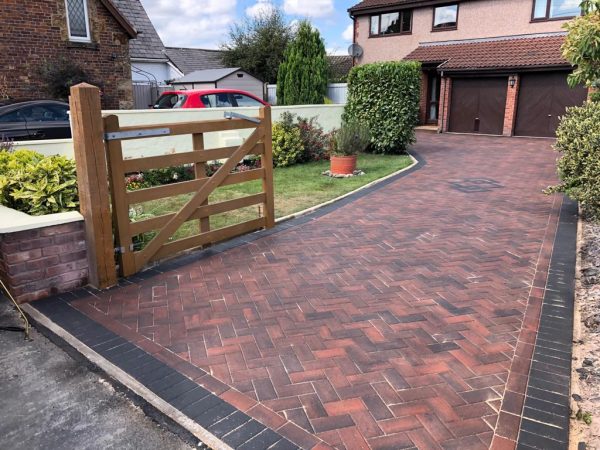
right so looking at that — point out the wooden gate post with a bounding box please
[260,106,275,228]
[69,83,117,289]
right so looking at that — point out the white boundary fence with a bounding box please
[267,83,348,105]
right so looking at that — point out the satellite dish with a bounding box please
[348,43,363,58]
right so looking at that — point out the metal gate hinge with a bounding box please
[105,128,170,141]
[224,111,261,124]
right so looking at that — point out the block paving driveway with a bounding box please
[64,133,566,449]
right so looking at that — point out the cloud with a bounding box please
[246,0,276,18]
[342,24,353,42]
[139,0,237,48]
[283,0,334,18]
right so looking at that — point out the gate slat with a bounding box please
[129,193,266,235]
[127,168,264,205]
[122,143,265,173]
[135,126,263,269]
[115,117,258,139]
[148,217,266,263]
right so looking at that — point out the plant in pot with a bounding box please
[329,120,370,175]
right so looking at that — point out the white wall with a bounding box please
[13,105,344,160]
[267,84,348,105]
[131,61,173,85]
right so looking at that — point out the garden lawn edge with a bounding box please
[275,152,418,224]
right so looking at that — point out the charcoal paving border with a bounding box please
[517,197,578,450]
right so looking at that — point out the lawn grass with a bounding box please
[132,153,413,242]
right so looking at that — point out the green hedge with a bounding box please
[344,61,421,154]
[547,101,600,217]
[0,149,79,215]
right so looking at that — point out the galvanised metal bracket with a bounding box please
[104,128,171,141]
[224,111,261,124]
[114,244,135,254]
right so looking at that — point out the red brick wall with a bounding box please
[502,75,520,136]
[419,71,429,125]
[438,77,452,132]
[0,0,133,109]
[0,222,89,303]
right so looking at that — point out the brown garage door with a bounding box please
[514,72,588,137]
[449,77,507,135]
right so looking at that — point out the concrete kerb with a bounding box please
[275,153,419,224]
[21,303,228,450]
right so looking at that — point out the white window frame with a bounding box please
[65,0,92,43]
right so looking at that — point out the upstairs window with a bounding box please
[532,0,581,20]
[65,0,91,42]
[370,10,412,36]
[433,4,458,30]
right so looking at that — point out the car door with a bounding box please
[22,104,71,139]
[200,93,235,108]
[0,108,30,140]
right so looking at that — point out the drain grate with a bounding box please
[449,178,503,193]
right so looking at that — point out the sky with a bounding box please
[139,0,357,55]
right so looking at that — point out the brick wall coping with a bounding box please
[0,205,83,234]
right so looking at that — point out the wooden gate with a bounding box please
[69,83,274,282]
[105,109,274,277]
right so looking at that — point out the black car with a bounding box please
[0,100,71,141]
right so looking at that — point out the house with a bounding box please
[348,0,589,137]
[111,0,182,85]
[171,68,265,99]
[1,0,137,109]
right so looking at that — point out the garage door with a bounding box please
[449,77,507,135]
[514,72,588,137]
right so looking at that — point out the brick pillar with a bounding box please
[438,76,452,132]
[502,75,520,136]
[419,71,429,125]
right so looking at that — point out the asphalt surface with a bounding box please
[0,298,194,450]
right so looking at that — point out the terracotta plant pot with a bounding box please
[330,155,357,175]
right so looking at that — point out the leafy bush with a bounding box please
[546,101,600,217]
[297,117,329,162]
[272,121,304,167]
[344,61,421,154]
[0,150,79,215]
[330,120,371,156]
[38,56,97,101]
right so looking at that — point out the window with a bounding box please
[200,94,233,108]
[369,10,412,36]
[0,110,24,123]
[20,105,69,122]
[232,94,263,107]
[532,0,580,20]
[433,4,458,30]
[65,0,91,42]
[154,94,187,109]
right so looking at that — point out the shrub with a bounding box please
[0,150,78,215]
[38,56,97,101]
[330,120,371,156]
[272,121,304,167]
[297,116,329,162]
[546,101,600,217]
[344,61,421,154]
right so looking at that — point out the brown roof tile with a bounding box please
[404,34,569,71]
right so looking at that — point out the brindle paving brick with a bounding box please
[42,133,570,449]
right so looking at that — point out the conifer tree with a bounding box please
[277,21,328,105]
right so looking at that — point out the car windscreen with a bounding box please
[154,94,186,109]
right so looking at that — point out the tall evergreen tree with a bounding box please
[221,9,293,84]
[277,21,328,105]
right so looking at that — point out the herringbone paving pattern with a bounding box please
[71,133,562,449]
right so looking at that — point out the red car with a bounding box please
[153,89,268,109]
